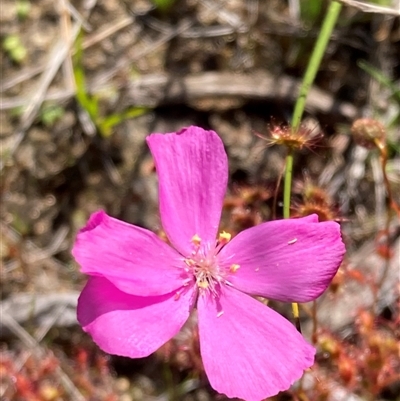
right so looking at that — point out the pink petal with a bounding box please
[218,215,345,302]
[78,276,195,357]
[197,286,315,401]
[147,126,228,256]
[72,211,187,296]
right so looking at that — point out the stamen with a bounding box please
[191,234,201,247]
[218,231,231,245]
[185,258,196,267]
[184,233,239,297]
[198,280,209,289]
[229,263,240,273]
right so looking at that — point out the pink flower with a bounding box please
[73,126,345,401]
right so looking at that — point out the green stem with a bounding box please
[291,0,343,130]
[285,0,342,329]
[285,0,342,218]
[283,149,294,219]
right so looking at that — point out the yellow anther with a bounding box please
[229,264,240,273]
[191,234,201,247]
[218,231,231,245]
[184,258,196,267]
[198,280,209,289]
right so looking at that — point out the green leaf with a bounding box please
[73,32,99,121]
[3,35,27,63]
[16,0,31,20]
[358,60,400,103]
[98,107,150,137]
[40,104,65,127]
[150,0,177,12]
[300,0,323,26]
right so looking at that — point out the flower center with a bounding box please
[183,232,239,296]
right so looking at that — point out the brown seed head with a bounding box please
[294,201,337,222]
[351,118,386,149]
[292,179,340,222]
[256,123,322,151]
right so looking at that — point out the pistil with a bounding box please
[183,232,240,297]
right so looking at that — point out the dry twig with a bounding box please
[339,0,400,15]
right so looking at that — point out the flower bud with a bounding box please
[351,118,385,149]
[256,123,322,151]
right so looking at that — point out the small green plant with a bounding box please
[358,60,400,129]
[16,0,31,20]
[39,104,66,127]
[358,60,400,104]
[3,34,27,63]
[151,0,178,13]
[73,32,149,138]
[300,0,324,27]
